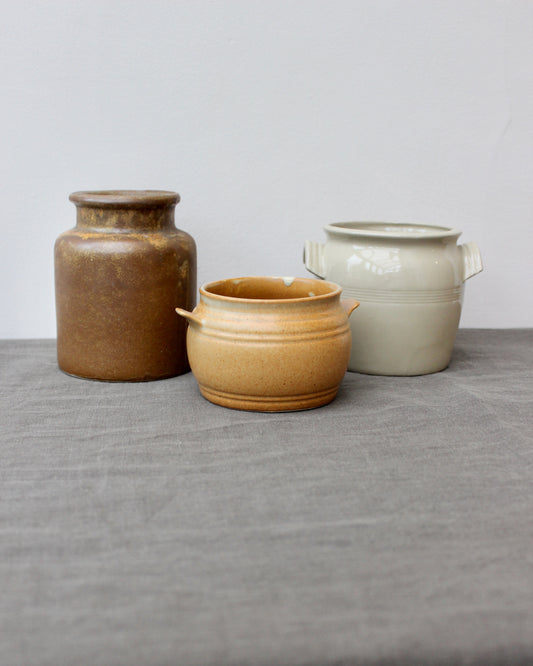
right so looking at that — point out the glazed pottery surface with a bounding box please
[55,190,196,381]
[176,276,359,412]
[304,222,482,376]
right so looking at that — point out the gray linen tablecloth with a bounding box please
[1,330,532,666]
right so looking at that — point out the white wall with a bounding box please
[1,0,532,338]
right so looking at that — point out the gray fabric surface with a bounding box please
[1,330,532,666]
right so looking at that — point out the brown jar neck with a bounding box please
[69,190,179,231]
[75,205,176,231]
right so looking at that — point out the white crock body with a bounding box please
[304,223,483,376]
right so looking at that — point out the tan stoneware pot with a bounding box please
[55,190,196,381]
[176,276,359,412]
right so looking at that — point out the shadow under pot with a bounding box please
[176,276,359,412]
[55,190,196,381]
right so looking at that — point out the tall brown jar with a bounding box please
[55,190,196,381]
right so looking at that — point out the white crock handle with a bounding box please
[460,241,483,281]
[303,241,326,278]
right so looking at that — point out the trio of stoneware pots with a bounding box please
[55,190,483,412]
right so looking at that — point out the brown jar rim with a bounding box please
[69,190,179,208]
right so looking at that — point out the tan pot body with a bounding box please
[304,223,483,376]
[55,190,196,381]
[176,277,359,412]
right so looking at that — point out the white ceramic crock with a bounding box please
[304,222,483,376]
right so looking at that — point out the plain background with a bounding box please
[1,0,532,339]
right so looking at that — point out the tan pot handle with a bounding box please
[341,299,359,317]
[176,307,203,327]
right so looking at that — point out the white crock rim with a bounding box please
[324,221,462,240]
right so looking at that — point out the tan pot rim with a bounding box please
[200,276,342,305]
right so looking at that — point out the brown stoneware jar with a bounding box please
[55,190,196,381]
[176,276,359,412]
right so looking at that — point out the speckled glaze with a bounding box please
[304,222,483,376]
[176,276,359,412]
[55,190,196,381]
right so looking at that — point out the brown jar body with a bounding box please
[55,191,196,381]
